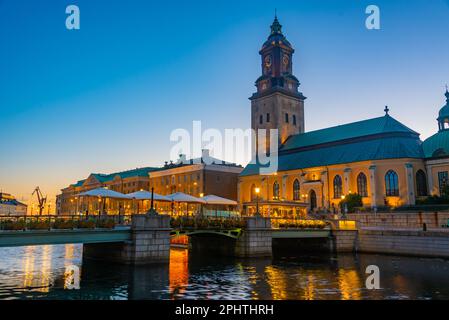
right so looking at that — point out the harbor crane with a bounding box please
[32,187,47,215]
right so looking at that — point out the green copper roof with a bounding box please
[88,167,160,185]
[72,180,86,187]
[281,115,419,152]
[438,91,449,120]
[423,130,449,158]
[241,115,423,177]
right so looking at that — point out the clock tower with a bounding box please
[250,15,306,146]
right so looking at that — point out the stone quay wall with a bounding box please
[347,212,449,229]
[83,215,171,265]
[235,217,272,258]
[331,230,358,253]
[357,229,449,258]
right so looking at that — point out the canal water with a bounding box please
[0,245,449,300]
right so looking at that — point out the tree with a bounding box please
[340,194,363,213]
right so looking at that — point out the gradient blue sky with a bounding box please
[1,0,449,204]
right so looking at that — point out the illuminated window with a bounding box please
[416,170,427,197]
[438,171,448,196]
[333,175,342,199]
[357,173,368,197]
[273,181,280,200]
[385,170,399,196]
[293,179,300,201]
[250,184,257,201]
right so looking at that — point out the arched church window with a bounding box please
[285,113,289,123]
[310,190,317,210]
[357,173,368,197]
[259,115,263,125]
[273,181,280,200]
[293,179,300,201]
[416,170,428,197]
[266,113,270,123]
[385,170,399,196]
[333,175,342,199]
[293,115,297,126]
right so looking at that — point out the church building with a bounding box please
[238,16,449,216]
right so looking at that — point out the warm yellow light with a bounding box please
[199,193,204,198]
[341,195,346,200]
[339,220,356,230]
[255,187,260,194]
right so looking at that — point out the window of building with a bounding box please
[293,115,297,126]
[259,115,263,124]
[266,113,270,123]
[333,175,342,199]
[416,170,428,197]
[438,171,448,196]
[250,184,257,201]
[357,173,368,197]
[273,181,280,200]
[293,179,300,201]
[385,170,399,196]
[285,113,289,123]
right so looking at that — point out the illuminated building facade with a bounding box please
[239,17,449,216]
[56,167,158,215]
[0,192,27,216]
[149,150,243,200]
[56,150,242,215]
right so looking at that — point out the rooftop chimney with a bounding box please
[178,154,187,164]
[202,149,213,165]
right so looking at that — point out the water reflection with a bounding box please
[0,244,449,300]
[169,248,189,298]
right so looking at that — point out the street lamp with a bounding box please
[341,195,348,219]
[255,187,261,217]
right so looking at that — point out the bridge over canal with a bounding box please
[0,215,355,264]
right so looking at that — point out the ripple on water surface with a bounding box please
[1,245,449,300]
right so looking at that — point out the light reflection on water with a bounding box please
[0,244,449,300]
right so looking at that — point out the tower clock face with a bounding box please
[283,54,289,66]
[264,55,272,68]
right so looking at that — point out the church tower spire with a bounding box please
[437,87,449,131]
[250,15,306,145]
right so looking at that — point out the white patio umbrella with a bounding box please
[127,190,171,213]
[127,190,171,202]
[202,195,238,206]
[78,187,132,199]
[77,188,132,215]
[166,192,206,204]
[166,192,206,216]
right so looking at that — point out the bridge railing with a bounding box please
[0,214,132,231]
[170,216,246,230]
[269,217,330,230]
